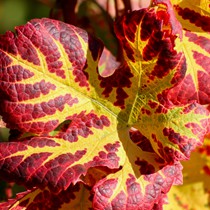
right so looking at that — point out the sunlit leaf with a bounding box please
[0,183,93,210]
[164,136,210,209]
[0,113,123,191]
[113,2,209,162]
[0,1,210,209]
[93,153,183,209]
[167,0,210,105]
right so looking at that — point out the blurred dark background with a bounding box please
[0,0,52,34]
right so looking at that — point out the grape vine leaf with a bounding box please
[167,0,210,105]
[0,0,210,209]
[0,183,92,210]
[164,136,210,209]
[0,163,183,209]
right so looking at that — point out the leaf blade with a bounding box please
[167,0,210,105]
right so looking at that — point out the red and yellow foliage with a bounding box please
[0,0,209,209]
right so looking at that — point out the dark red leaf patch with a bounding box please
[174,6,210,32]
[99,64,133,109]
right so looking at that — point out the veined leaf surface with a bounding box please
[0,1,210,209]
[167,0,210,105]
[164,136,210,210]
[0,183,93,210]
[113,2,209,162]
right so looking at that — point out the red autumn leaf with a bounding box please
[93,162,182,209]
[0,183,93,210]
[165,136,210,209]
[167,0,210,105]
[0,0,209,209]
